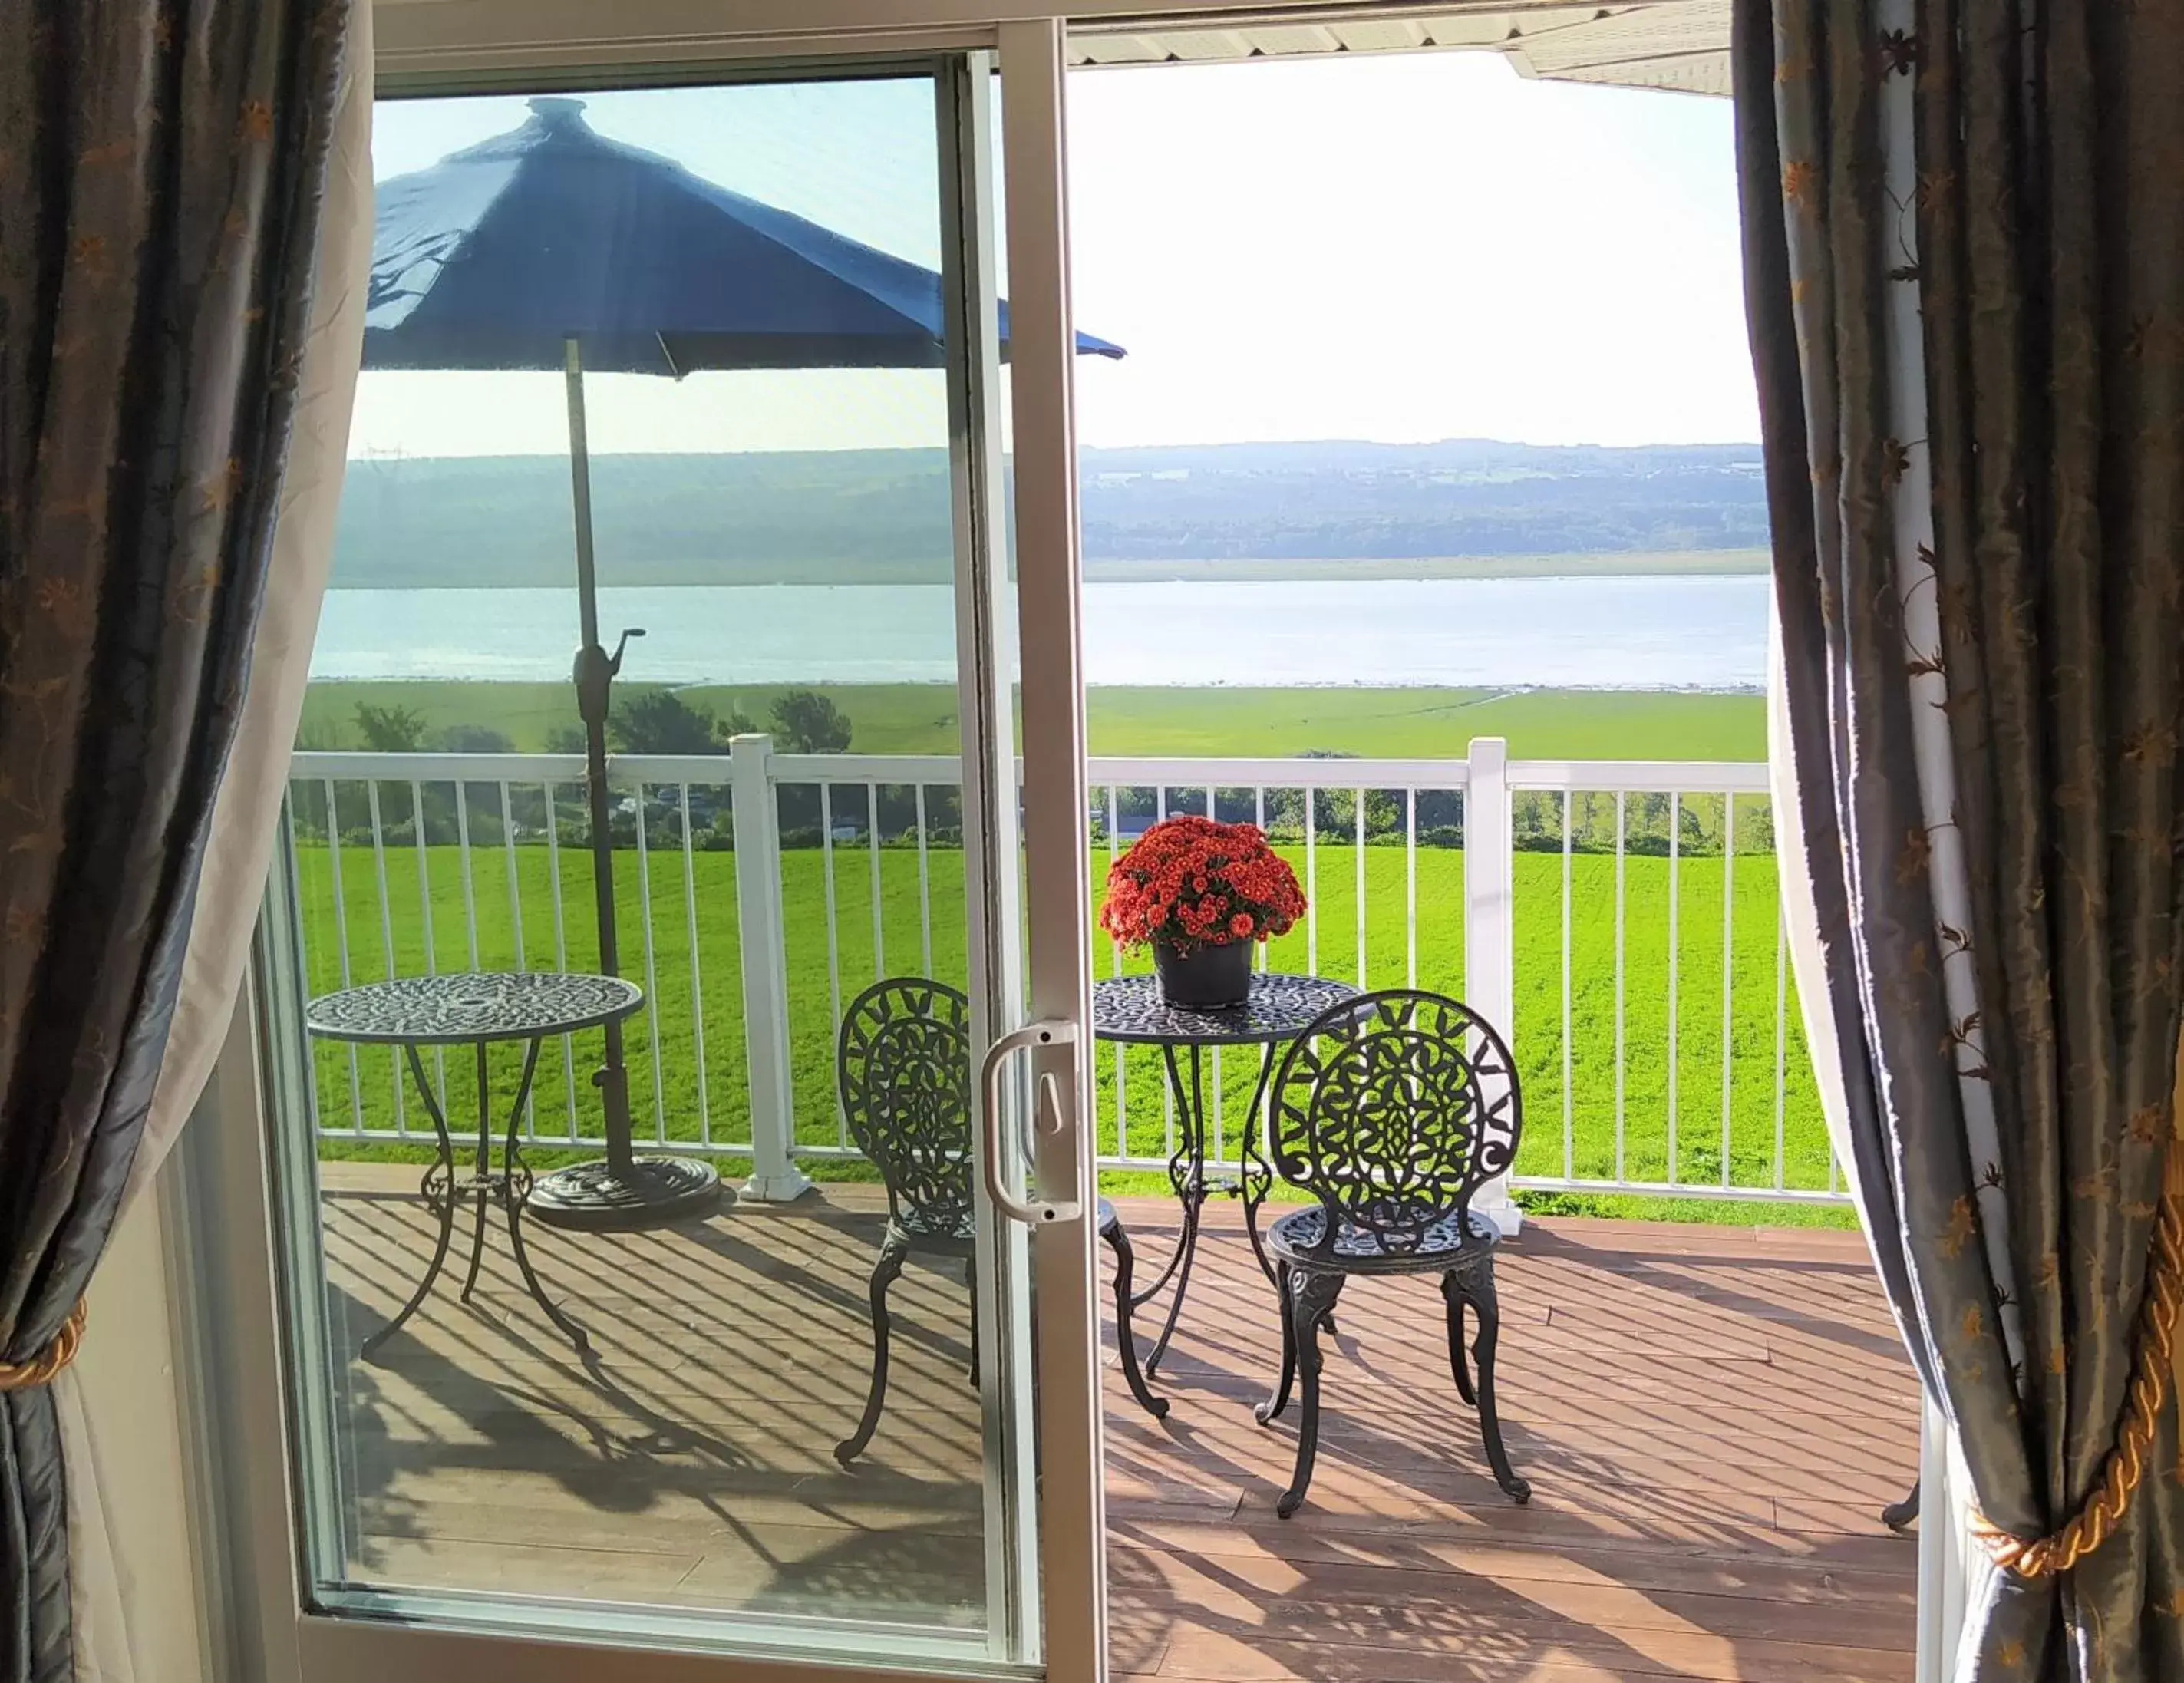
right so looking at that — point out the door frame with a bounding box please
[181,20,1108,1683]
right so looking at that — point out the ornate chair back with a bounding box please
[1267,988,1521,1259]
[836,977,975,1239]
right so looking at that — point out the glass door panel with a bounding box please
[249,46,1100,1678]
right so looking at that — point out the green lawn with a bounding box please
[292,833,1833,1223]
[299,680,1766,763]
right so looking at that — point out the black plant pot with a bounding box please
[1153,939,1253,1011]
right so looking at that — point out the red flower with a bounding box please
[1097,815,1307,952]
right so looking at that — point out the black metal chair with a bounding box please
[1251,988,1530,1516]
[833,978,1164,1464]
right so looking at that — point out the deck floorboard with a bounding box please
[318,1167,1916,1679]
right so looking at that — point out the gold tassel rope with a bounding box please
[1968,1033,2184,1579]
[0,1299,87,1393]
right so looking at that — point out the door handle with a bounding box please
[978,1019,1083,1226]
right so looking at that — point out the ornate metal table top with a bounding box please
[1091,972,1359,1048]
[305,972,643,1046]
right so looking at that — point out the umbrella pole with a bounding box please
[564,339,634,1176]
[528,337,723,1231]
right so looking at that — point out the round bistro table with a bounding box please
[1090,972,1358,1375]
[305,972,645,1362]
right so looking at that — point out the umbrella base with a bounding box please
[527,1156,727,1232]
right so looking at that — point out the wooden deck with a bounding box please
[318,1166,1919,1681]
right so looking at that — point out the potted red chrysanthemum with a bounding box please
[1098,815,1307,1009]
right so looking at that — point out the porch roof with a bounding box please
[1068,2,1733,99]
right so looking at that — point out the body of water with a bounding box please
[308,574,1769,690]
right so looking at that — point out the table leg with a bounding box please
[1144,1044,1212,1376]
[498,1036,592,1358]
[459,1040,493,1302]
[363,1044,461,1361]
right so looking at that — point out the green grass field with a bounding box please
[292,833,1833,1224]
[299,681,1767,763]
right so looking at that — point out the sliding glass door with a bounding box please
[206,25,1107,1683]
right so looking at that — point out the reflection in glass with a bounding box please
[279,71,1020,1645]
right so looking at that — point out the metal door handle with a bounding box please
[978,1019,1083,1226]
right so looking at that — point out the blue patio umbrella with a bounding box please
[365,97,1123,1226]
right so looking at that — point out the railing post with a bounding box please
[731,734,811,1203]
[1465,736,1521,1235]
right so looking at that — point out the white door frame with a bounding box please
[995,20,1106,1681]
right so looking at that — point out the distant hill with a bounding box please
[329,439,1770,589]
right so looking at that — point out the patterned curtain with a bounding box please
[1735,0,2184,1676]
[0,3,354,1678]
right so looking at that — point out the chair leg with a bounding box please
[1275,1271,1344,1519]
[1443,1279,1476,1404]
[836,1236,910,1464]
[1450,1265,1529,1504]
[1254,1261,1298,1425]
[1104,1219,1168,1420]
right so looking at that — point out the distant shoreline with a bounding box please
[320,548,1773,589]
[1080,549,1770,583]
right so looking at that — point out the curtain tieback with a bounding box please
[1970,1051,2184,1579]
[0,1301,87,1392]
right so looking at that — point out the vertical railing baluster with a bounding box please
[499,782,527,968]
[1255,786,1269,974]
[1720,792,1736,1189]
[1614,789,1626,1183]
[632,779,667,1141]
[1562,787,1573,1181]
[1305,785,1318,977]
[1156,785,1173,1158]
[859,784,883,996]
[543,779,577,1141]
[411,779,444,1107]
[1255,784,1271,1158]
[820,783,844,1147]
[454,782,480,972]
[1206,785,1223,1165]
[915,784,932,978]
[1405,788,1417,989]
[499,780,533,1139]
[366,780,404,1138]
[1354,786,1367,990]
[1107,784,1124,1159]
[1666,790,1681,1186]
[323,780,363,1136]
[679,783,710,1147]
[1775,883,1790,1192]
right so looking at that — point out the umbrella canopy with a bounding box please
[365,96,1126,375]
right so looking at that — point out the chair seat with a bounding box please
[888,1205,976,1254]
[1267,1202,1498,1274]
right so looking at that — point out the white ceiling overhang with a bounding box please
[1067,2,1732,97]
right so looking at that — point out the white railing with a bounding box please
[284,737,1840,1207]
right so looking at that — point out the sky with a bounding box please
[348,52,1759,460]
